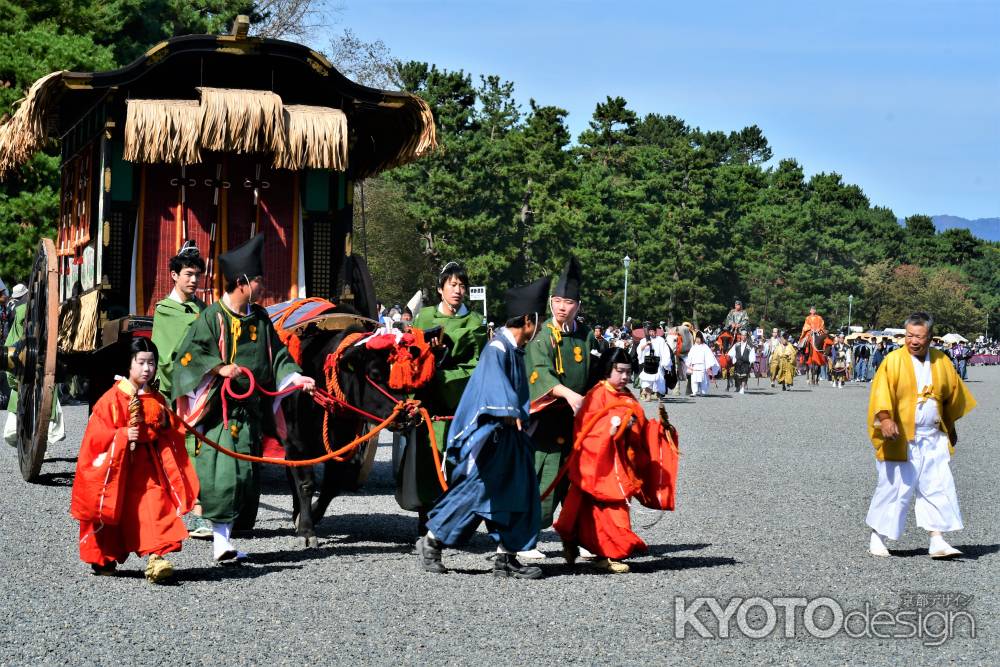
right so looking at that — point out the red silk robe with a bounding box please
[71,380,199,566]
[553,382,679,560]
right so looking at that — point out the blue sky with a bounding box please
[317,0,999,220]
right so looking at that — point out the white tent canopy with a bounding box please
[942,333,968,344]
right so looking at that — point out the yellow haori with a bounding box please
[867,348,976,461]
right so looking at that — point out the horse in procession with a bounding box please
[800,330,828,386]
[713,328,736,390]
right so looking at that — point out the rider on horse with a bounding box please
[800,306,825,342]
[724,299,750,334]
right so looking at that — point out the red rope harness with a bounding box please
[178,363,446,488]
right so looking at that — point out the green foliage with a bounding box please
[380,60,998,336]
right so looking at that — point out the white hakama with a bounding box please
[865,429,963,540]
[685,344,719,396]
[637,337,671,394]
[865,352,963,540]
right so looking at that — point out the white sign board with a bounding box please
[469,286,486,301]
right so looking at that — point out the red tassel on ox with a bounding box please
[387,329,435,392]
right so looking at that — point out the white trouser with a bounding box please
[639,371,665,394]
[690,371,710,395]
[865,429,963,540]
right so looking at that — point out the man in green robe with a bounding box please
[523,257,595,559]
[405,262,485,530]
[151,241,210,538]
[172,235,314,562]
[152,241,206,398]
[4,283,65,446]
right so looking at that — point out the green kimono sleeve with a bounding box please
[436,311,485,408]
[525,330,562,402]
[151,297,204,396]
[171,305,225,402]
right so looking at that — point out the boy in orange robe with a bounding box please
[554,347,679,573]
[71,338,199,582]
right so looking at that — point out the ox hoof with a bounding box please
[302,536,319,549]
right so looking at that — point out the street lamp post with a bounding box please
[848,294,854,330]
[622,255,631,328]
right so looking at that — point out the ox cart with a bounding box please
[0,18,435,481]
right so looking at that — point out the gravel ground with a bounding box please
[0,367,996,665]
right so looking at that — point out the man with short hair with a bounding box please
[418,277,550,579]
[152,241,207,398]
[152,241,209,537]
[172,235,315,562]
[865,312,976,559]
[592,325,609,355]
[406,261,485,528]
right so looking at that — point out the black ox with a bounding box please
[280,315,428,548]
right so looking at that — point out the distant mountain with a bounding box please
[895,215,1000,241]
[931,216,1000,242]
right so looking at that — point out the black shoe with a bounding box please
[417,535,447,574]
[91,562,117,576]
[493,552,543,579]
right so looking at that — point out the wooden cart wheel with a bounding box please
[16,238,59,482]
[353,422,379,488]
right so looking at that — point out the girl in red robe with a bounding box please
[554,347,679,573]
[70,338,199,582]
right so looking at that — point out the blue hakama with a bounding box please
[427,331,541,552]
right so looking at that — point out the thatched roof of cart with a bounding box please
[0,33,436,179]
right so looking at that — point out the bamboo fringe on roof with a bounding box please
[275,105,348,170]
[411,96,438,158]
[123,88,349,170]
[198,87,285,154]
[123,99,202,164]
[0,71,65,177]
[1,72,437,178]
[355,94,438,178]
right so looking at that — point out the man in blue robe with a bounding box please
[418,277,550,579]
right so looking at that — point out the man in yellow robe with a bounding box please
[864,312,976,559]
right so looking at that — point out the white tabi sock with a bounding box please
[213,522,235,559]
[869,530,890,556]
[929,534,951,552]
